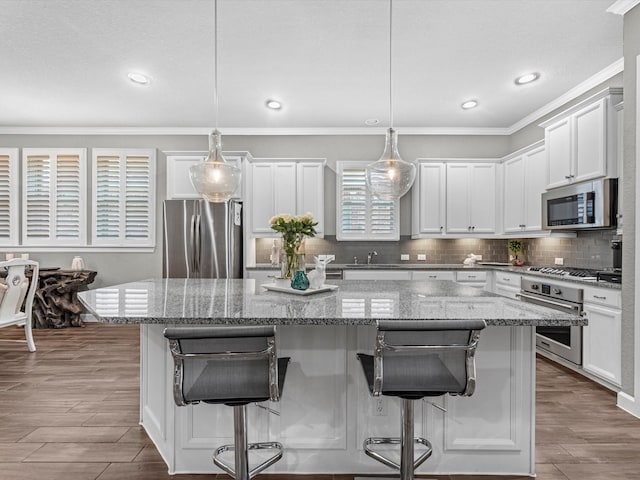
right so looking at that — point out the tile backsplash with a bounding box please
[255,230,619,269]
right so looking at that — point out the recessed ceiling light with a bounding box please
[265,99,282,110]
[515,72,540,85]
[461,100,478,110]
[127,72,151,85]
[365,118,380,125]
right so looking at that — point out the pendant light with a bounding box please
[189,0,241,203]
[365,0,416,200]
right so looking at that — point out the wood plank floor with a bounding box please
[2,324,640,479]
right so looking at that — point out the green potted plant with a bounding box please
[508,240,525,266]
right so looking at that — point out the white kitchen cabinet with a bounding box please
[615,101,624,234]
[245,269,279,284]
[247,159,325,237]
[582,287,622,387]
[446,163,496,234]
[411,162,446,235]
[493,271,521,299]
[165,151,246,200]
[455,270,487,289]
[503,144,546,233]
[412,270,455,281]
[343,269,412,281]
[542,88,622,189]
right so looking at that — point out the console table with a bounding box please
[32,269,97,328]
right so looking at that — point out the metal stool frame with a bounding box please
[359,319,486,480]
[165,326,287,480]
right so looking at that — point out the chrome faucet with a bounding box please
[367,251,378,265]
[353,256,359,265]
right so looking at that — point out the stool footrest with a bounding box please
[214,441,283,479]
[363,436,433,471]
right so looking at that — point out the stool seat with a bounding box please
[164,326,290,480]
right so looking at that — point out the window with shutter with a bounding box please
[0,149,18,245]
[22,148,86,246]
[92,149,155,247]
[336,161,399,240]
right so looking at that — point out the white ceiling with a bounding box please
[0,0,623,134]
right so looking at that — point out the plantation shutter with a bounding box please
[336,161,399,240]
[0,149,18,245]
[92,149,155,246]
[22,148,86,245]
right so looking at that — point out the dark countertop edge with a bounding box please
[246,264,622,290]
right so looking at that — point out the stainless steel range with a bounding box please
[518,277,584,365]
[527,266,598,280]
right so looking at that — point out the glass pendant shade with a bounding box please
[365,128,416,200]
[189,129,241,203]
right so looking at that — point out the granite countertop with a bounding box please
[247,263,622,290]
[78,278,585,327]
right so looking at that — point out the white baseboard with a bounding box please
[617,391,640,419]
[80,313,99,323]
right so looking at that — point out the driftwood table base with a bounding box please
[33,269,97,328]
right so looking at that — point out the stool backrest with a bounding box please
[373,319,486,398]
[163,326,281,406]
[0,259,39,326]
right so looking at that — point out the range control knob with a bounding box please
[531,284,539,290]
[553,288,561,295]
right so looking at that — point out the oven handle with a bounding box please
[516,292,582,314]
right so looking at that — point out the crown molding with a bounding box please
[507,57,624,134]
[606,0,640,15]
[0,125,511,136]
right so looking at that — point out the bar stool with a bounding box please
[357,319,486,480]
[164,326,290,480]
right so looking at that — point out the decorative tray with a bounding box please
[261,283,339,296]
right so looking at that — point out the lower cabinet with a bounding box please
[582,287,622,387]
[343,270,412,281]
[455,271,487,289]
[493,271,521,299]
[412,271,455,281]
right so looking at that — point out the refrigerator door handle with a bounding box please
[189,214,197,277]
[194,214,202,276]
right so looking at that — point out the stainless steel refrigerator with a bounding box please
[163,199,243,278]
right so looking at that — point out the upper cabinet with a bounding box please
[165,151,247,200]
[503,143,547,233]
[411,162,446,235]
[247,159,325,238]
[541,88,622,190]
[446,163,496,234]
[411,160,497,238]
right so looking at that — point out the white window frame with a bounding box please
[0,148,19,246]
[336,161,399,241]
[21,148,87,246]
[92,148,156,247]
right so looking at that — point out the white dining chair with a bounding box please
[0,258,40,352]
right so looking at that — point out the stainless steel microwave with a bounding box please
[541,178,618,230]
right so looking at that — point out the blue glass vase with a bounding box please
[291,269,310,291]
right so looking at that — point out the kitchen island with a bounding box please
[79,278,584,477]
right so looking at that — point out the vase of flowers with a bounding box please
[270,212,318,279]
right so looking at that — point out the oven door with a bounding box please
[518,291,583,366]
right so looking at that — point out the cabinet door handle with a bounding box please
[440,226,443,230]
[565,175,572,180]
[593,295,607,300]
[471,226,475,230]
[502,277,510,282]
[467,275,476,279]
